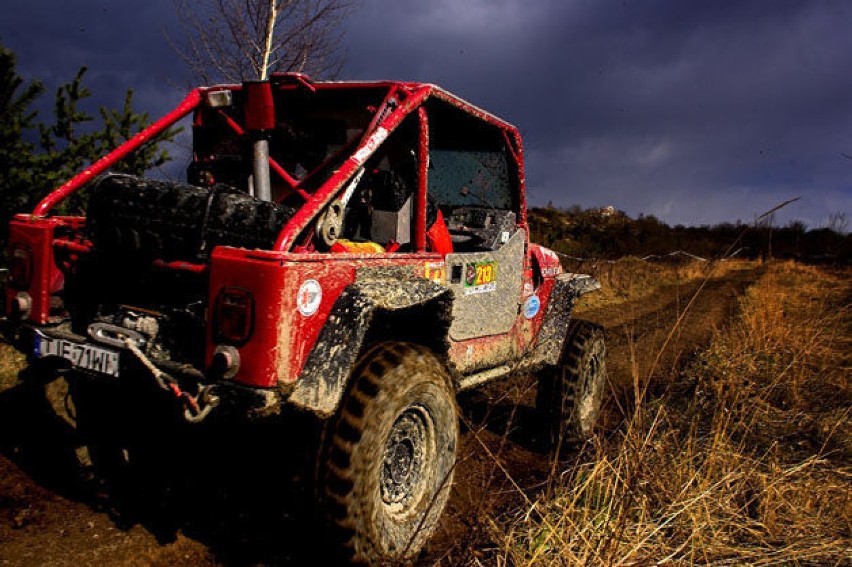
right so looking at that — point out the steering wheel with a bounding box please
[448,227,485,247]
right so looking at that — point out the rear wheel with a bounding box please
[320,342,458,564]
[536,320,607,453]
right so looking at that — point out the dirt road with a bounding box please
[0,265,760,566]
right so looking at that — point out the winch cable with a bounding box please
[122,337,218,423]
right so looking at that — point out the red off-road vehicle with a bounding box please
[4,75,606,563]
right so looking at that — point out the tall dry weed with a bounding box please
[490,262,851,565]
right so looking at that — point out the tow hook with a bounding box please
[180,384,220,423]
[123,337,220,423]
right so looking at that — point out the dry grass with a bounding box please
[567,257,752,312]
[0,342,25,391]
[489,261,851,565]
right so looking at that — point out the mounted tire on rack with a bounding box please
[536,320,607,454]
[319,342,459,564]
[86,174,295,262]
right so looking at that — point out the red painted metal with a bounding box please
[207,247,444,388]
[265,81,525,252]
[428,86,516,131]
[270,72,316,93]
[511,129,528,228]
[269,161,310,200]
[415,107,429,252]
[243,81,276,131]
[32,89,204,217]
[197,80,523,247]
[530,244,563,280]
[152,259,208,274]
[216,108,247,135]
[6,216,64,323]
[502,130,520,167]
[53,239,92,254]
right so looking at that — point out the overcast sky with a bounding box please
[3,0,851,228]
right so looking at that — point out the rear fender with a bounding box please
[534,274,600,367]
[287,279,453,416]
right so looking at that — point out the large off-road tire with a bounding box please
[320,342,459,564]
[536,320,607,453]
[87,174,295,262]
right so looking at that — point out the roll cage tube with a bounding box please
[415,106,429,252]
[272,84,434,252]
[211,106,310,201]
[31,89,205,218]
[212,83,404,208]
[29,81,522,258]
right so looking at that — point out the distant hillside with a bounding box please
[528,206,851,262]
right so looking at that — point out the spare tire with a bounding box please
[87,174,296,262]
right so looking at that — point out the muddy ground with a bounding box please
[0,266,760,566]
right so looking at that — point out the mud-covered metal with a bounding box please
[445,229,525,340]
[531,273,600,368]
[287,277,452,416]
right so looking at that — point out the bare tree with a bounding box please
[827,211,848,234]
[172,0,353,84]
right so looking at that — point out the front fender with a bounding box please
[533,273,600,367]
[287,279,453,416]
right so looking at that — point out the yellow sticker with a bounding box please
[423,262,446,284]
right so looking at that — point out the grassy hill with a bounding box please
[528,205,851,262]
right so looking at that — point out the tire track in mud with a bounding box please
[592,267,760,397]
[0,266,762,566]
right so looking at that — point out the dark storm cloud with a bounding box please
[2,0,850,227]
[2,0,196,178]
[344,0,852,227]
[2,1,187,110]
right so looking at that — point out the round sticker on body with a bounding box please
[523,295,541,319]
[297,279,322,316]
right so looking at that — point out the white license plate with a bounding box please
[34,333,120,377]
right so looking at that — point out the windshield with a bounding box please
[428,148,512,209]
[426,98,516,212]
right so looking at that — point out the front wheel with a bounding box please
[319,342,459,564]
[536,320,607,454]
